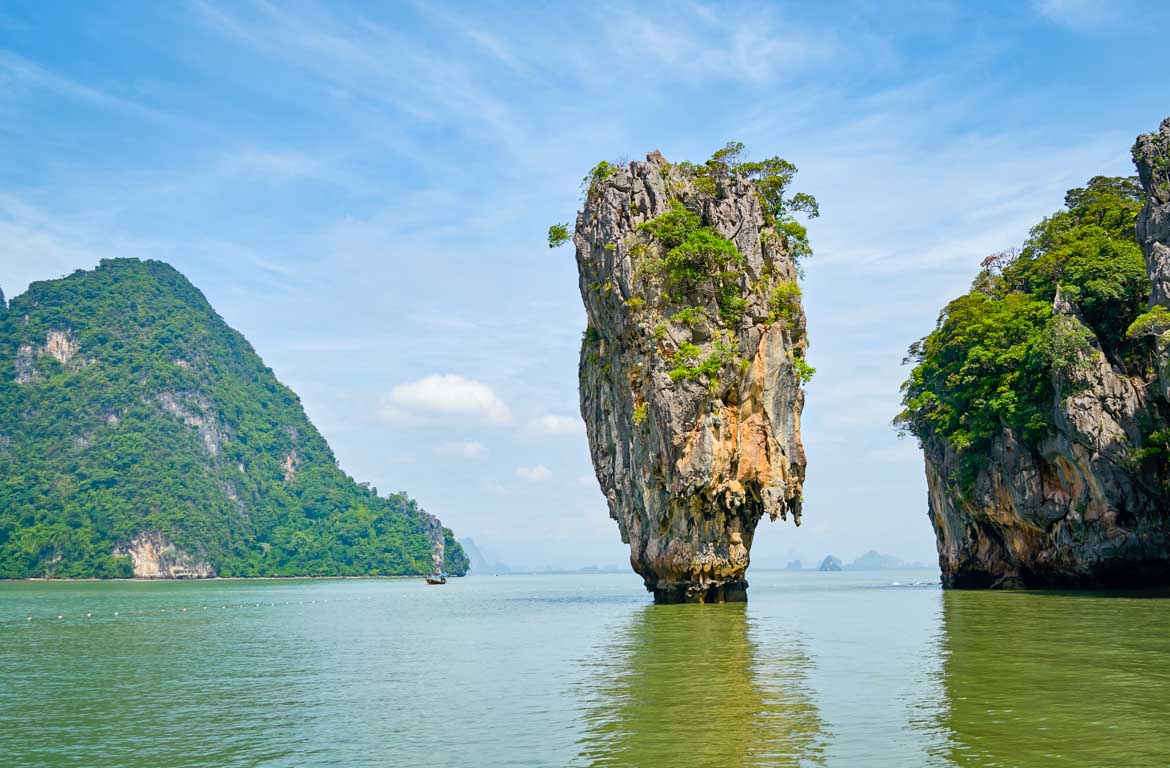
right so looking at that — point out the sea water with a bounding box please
[2,570,1168,767]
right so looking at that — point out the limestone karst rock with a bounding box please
[903,119,1170,588]
[1135,119,1170,310]
[573,150,812,603]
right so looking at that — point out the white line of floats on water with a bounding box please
[6,595,381,626]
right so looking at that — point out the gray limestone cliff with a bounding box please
[1136,120,1170,311]
[916,119,1170,588]
[573,151,811,603]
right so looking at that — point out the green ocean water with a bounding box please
[2,570,1169,767]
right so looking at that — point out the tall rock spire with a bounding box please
[572,150,812,603]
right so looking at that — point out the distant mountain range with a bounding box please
[810,550,929,572]
[847,550,927,570]
[459,541,930,576]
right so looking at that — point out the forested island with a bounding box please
[897,118,1170,588]
[0,259,467,579]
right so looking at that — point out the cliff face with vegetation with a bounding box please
[897,119,1170,588]
[568,145,815,602]
[0,259,467,578]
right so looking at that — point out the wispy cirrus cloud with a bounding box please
[191,0,525,153]
[216,148,333,181]
[599,3,840,85]
[0,50,169,121]
[1032,0,1122,28]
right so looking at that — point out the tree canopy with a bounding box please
[896,176,1147,476]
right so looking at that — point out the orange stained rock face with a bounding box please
[735,411,771,486]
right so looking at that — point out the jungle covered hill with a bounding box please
[0,258,467,579]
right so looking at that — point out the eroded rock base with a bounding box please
[945,562,1170,591]
[652,580,748,604]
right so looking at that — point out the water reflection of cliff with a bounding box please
[574,604,825,767]
[936,590,1170,767]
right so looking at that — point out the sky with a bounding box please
[3,0,1170,571]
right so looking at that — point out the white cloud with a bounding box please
[515,464,552,481]
[380,374,511,426]
[525,413,585,437]
[434,440,485,458]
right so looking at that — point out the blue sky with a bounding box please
[3,0,1170,570]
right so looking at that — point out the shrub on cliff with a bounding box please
[637,201,743,297]
[547,223,570,248]
[684,141,820,262]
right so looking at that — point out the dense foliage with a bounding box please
[896,176,1147,473]
[0,259,468,578]
[637,146,817,383]
[637,200,748,324]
